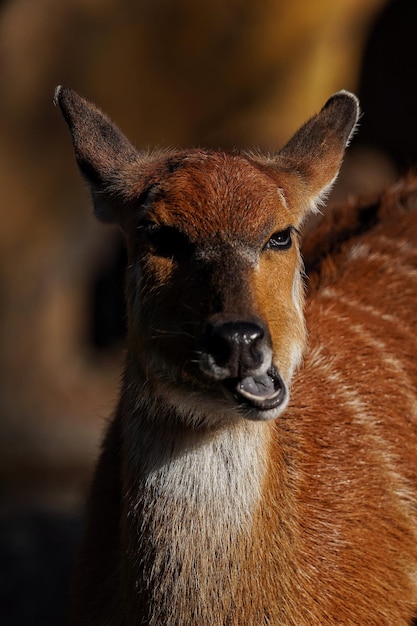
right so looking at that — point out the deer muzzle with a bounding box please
[200,319,287,412]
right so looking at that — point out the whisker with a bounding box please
[181,302,202,316]
[149,327,195,339]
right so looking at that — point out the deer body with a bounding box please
[56,87,417,624]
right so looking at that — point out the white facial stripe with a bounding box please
[292,269,304,319]
[277,187,288,210]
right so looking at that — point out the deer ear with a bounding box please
[55,86,141,224]
[272,91,360,216]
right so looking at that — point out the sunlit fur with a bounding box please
[56,87,417,625]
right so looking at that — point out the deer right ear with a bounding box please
[55,86,142,224]
[265,91,360,220]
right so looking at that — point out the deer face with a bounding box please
[122,151,306,420]
[55,87,359,423]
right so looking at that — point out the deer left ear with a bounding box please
[269,91,360,217]
[55,86,144,224]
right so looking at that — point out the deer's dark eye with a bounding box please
[142,223,193,260]
[265,227,293,251]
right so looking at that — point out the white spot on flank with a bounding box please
[347,244,417,282]
[317,301,417,425]
[372,234,415,257]
[307,346,417,525]
[347,242,370,261]
[320,287,417,348]
[321,287,399,324]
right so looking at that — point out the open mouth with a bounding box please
[223,366,286,411]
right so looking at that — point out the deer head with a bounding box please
[55,86,359,425]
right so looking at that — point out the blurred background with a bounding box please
[1,0,417,622]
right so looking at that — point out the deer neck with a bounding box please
[118,373,275,624]
[120,361,271,513]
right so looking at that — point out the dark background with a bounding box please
[1,0,416,623]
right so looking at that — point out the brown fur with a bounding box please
[56,87,417,625]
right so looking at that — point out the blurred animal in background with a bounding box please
[56,87,417,625]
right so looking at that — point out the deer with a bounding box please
[55,85,417,625]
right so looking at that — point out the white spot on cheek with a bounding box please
[277,187,288,210]
[288,342,304,378]
[292,269,304,320]
[287,269,306,378]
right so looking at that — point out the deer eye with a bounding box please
[265,227,293,251]
[142,223,193,260]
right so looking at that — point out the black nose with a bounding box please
[201,320,270,378]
